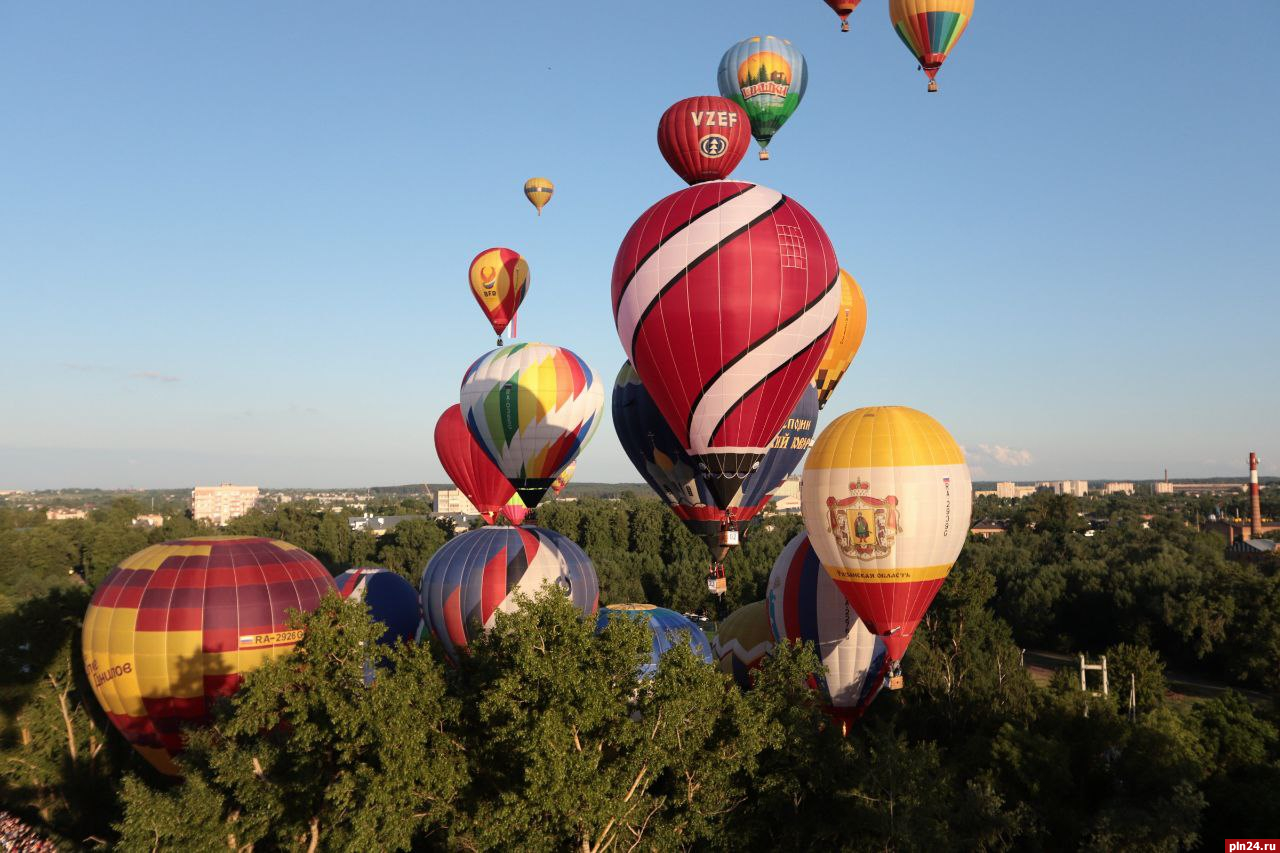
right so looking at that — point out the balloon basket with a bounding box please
[928,80,938,93]
[758,150,769,161]
[841,21,849,32]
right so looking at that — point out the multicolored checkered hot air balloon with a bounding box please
[468,247,529,345]
[767,531,888,728]
[335,567,421,646]
[716,36,808,160]
[712,600,774,689]
[460,343,604,509]
[81,537,336,774]
[612,361,818,566]
[800,407,972,686]
[812,270,868,410]
[595,604,713,680]
[419,526,598,664]
[612,182,838,511]
[889,0,974,92]
[823,0,862,32]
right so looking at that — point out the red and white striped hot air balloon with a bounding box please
[611,180,839,510]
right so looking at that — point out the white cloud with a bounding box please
[131,371,181,383]
[975,444,1034,467]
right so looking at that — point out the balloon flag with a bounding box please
[550,460,576,497]
[612,180,838,511]
[469,247,529,343]
[767,531,888,727]
[524,177,554,215]
[716,36,808,160]
[812,270,867,410]
[888,0,974,92]
[460,343,604,509]
[657,96,750,185]
[420,526,598,664]
[800,407,971,680]
[335,567,421,646]
[613,362,817,561]
[82,537,335,775]
[824,0,862,32]
[712,600,774,689]
[435,404,517,525]
[596,604,713,679]
[500,493,530,526]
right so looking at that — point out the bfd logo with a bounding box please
[700,134,729,158]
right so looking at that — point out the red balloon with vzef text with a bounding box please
[657,96,751,185]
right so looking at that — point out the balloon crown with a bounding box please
[849,479,870,493]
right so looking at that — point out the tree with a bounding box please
[1104,643,1166,714]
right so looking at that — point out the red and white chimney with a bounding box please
[1250,452,1262,538]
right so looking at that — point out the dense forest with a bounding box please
[1,489,1277,850]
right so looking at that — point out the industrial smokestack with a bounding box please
[1250,452,1262,538]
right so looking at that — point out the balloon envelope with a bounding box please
[800,406,971,663]
[524,177,554,215]
[812,270,867,409]
[767,531,888,723]
[712,600,774,689]
[550,460,576,497]
[657,96,750,185]
[419,526,598,664]
[469,247,529,339]
[611,181,838,510]
[335,567,421,646]
[82,537,335,774]
[889,0,974,88]
[435,404,517,525]
[716,36,808,158]
[460,343,604,509]
[824,0,862,30]
[596,604,713,679]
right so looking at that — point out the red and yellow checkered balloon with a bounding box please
[81,536,336,774]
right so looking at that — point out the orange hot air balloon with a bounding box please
[524,177,554,215]
[468,247,529,344]
[812,270,867,409]
[550,460,576,497]
[824,0,862,31]
[82,537,336,774]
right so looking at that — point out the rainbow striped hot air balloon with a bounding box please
[712,600,774,689]
[460,343,603,509]
[889,0,974,92]
[800,407,972,686]
[82,537,336,774]
[419,526,598,664]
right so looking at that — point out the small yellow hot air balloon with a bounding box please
[812,270,868,409]
[524,177,554,216]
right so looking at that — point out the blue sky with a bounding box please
[2,2,1277,489]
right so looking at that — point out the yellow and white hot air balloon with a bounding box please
[524,177,554,215]
[800,406,971,685]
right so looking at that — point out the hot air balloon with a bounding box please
[469,247,529,345]
[800,406,972,686]
[657,96,751,185]
[812,270,867,410]
[435,404,518,525]
[420,526,599,664]
[500,493,530,526]
[767,531,888,728]
[595,604,713,679]
[889,0,974,92]
[712,600,774,689]
[524,177,554,215]
[549,460,576,498]
[460,343,604,510]
[824,0,862,31]
[612,181,838,512]
[82,537,336,774]
[716,36,808,160]
[336,567,421,645]
[612,362,818,577]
